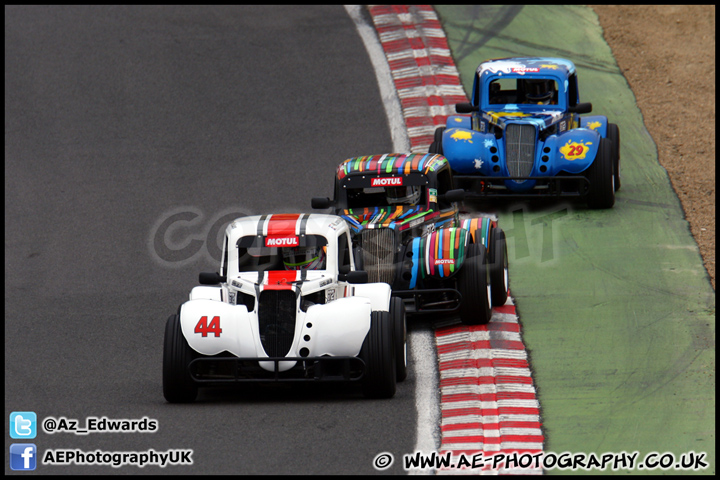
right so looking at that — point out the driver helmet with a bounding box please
[283,246,326,270]
[524,79,554,104]
[386,185,421,205]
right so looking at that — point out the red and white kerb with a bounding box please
[368,5,468,152]
[366,6,545,474]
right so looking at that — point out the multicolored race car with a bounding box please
[312,153,508,326]
[429,57,620,209]
[163,213,406,403]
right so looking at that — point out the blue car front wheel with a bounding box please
[584,137,615,209]
[607,123,621,191]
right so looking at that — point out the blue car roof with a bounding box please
[477,57,576,78]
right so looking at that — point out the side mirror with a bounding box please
[455,102,479,113]
[311,197,334,209]
[199,272,226,285]
[440,188,466,203]
[569,102,592,114]
[339,270,368,284]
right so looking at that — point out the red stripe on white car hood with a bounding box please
[263,270,299,291]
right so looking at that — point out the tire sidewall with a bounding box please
[585,137,615,209]
[163,313,198,403]
[457,242,492,325]
[360,311,397,398]
[489,227,509,307]
[390,297,408,382]
[607,122,621,191]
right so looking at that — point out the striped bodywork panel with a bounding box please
[337,153,447,180]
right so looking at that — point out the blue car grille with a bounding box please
[258,290,296,357]
[506,124,536,182]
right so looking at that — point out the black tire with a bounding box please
[489,227,509,307]
[456,242,492,325]
[607,122,621,191]
[390,297,407,382]
[585,137,615,209]
[163,313,198,403]
[359,311,397,399]
[429,126,445,154]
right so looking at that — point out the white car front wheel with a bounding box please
[163,313,198,403]
[360,311,397,399]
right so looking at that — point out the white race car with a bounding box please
[163,213,406,402]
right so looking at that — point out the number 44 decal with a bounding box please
[195,315,222,337]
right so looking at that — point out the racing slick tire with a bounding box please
[428,126,445,155]
[584,137,615,209]
[390,296,407,382]
[360,311,397,399]
[489,227,509,307]
[457,242,492,325]
[607,122,621,191]
[163,313,198,403]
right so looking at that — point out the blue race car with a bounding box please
[429,57,620,209]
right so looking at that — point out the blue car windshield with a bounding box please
[488,77,559,107]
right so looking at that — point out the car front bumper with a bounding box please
[188,355,365,384]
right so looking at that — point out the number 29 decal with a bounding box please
[195,315,222,337]
[560,140,593,161]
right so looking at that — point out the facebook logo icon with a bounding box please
[10,444,37,471]
[10,412,37,439]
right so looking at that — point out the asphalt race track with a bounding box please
[5,5,417,475]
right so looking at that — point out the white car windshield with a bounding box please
[236,235,328,272]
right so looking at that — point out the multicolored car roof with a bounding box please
[337,153,448,180]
